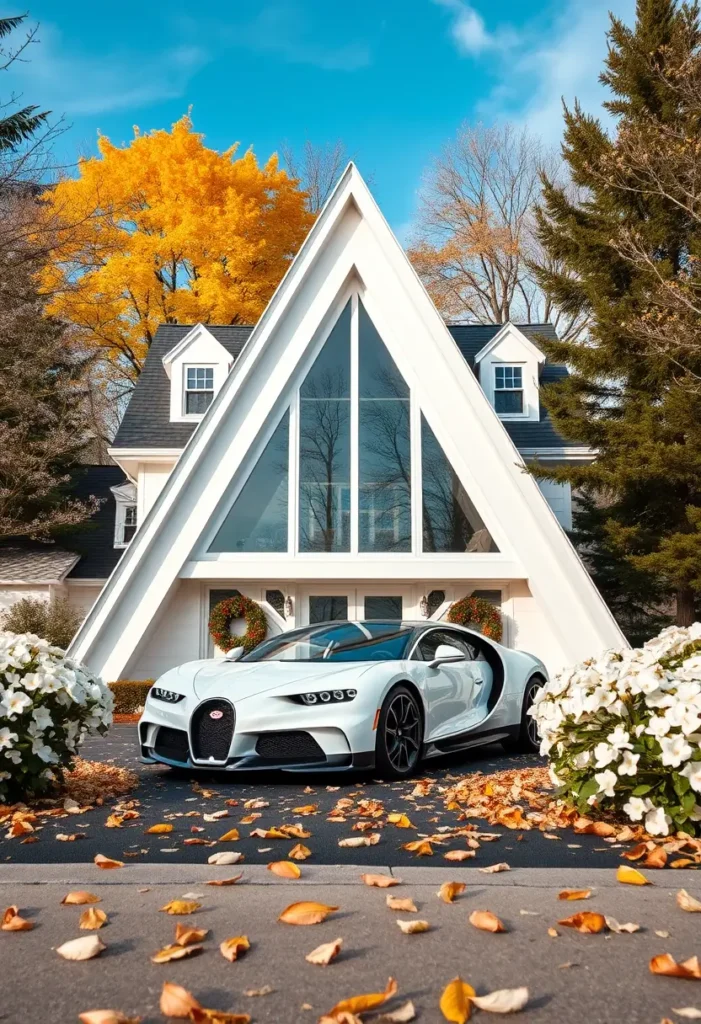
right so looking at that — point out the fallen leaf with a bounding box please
[547,928,559,938]
[444,851,475,862]
[205,876,243,886]
[470,987,529,1014]
[203,810,229,822]
[375,1001,416,1023]
[327,977,398,1018]
[175,923,209,946]
[145,823,173,834]
[557,912,606,934]
[338,834,380,848]
[386,894,418,912]
[1,905,33,931]
[402,840,433,856]
[56,935,106,960]
[94,854,123,870]
[616,865,650,886]
[479,863,510,874]
[656,930,671,939]
[292,804,318,815]
[243,987,273,997]
[650,954,701,979]
[78,1013,141,1024]
[208,852,244,866]
[361,873,399,888]
[80,907,108,930]
[440,977,475,1023]
[267,861,301,879]
[160,900,201,915]
[672,1009,701,1019]
[62,891,101,905]
[469,911,506,933]
[190,1009,251,1024]
[397,919,430,934]
[244,798,269,809]
[557,890,592,901]
[289,843,312,860]
[644,846,668,869]
[56,833,85,842]
[438,881,466,904]
[678,890,701,913]
[150,943,204,963]
[220,935,251,961]
[622,842,648,861]
[160,981,201,1018]
[278,901,338,925]
[605,917,640,934]
[218,828,240,842]
[305,937,343,965]
[387,813,415,829]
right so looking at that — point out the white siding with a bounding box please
[137,463,174,521]
[536,479,572,531]
[509,579,569,673]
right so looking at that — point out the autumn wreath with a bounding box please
[208,595,268,654]
[447,595,503,643]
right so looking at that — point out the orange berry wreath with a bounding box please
[208,594,268,654]
[446,595,503,643]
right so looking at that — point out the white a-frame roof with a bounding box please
[69,164,625,680]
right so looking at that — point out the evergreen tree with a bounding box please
[532,0,701,635]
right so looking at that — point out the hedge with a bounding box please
[109,680,154,715]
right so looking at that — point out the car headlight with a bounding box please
[150,686,185,704]
[289,689,358,706]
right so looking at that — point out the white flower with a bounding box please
[645,715,671,739]
[4,748,21,764]
[680,762,701,793]
[607,725,632,750]
[0,770,10,781]
[31,706,53,732]
[623,796,650,822]
[594,769,618,798]
[1,689,32,718]
[573,750,591,769]
[594,743,619,768]
[618,750,640,776]
[21,672,44,692]
[0,726,17,750]
[645,804,672,837]
[30,737,59,763]
[659,733,693,768]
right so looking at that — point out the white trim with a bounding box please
[519,447,595,459]
[181,557,526,581]
[109,448,182,459]
[349,292,359,555]
[161,324,223,376]
[474,322,546,365]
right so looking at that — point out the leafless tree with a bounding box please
[281,139,350,214]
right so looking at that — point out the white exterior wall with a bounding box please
[508,579,568,672]
[66,583,105,617]
[478,329,541,423]
[137,463,175,522]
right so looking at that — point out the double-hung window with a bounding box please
[185,367,214,415]
[494,365,523,415]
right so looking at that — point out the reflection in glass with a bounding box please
[309,596,348,623]
[209,413,289,552]
[364,595,403,619]
[299,303,351,551]
[421,415,498,553]
[358,301,411,552]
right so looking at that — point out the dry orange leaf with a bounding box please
[338,834,380,848]
[145,823,173,834]
[387,813,415,829]
[327,977,398,1018]
[190,1009,251,1024]
[397,919,430,934]
[547,927,559,938]
[151,943,204,964]
[468,911,506,933]
[361,873,400,888]
[278,901,338,926]
[80,907,108,930]
[1,905,33,931]
[62,891,101,906]
[622,842,648,861]
[557,889,592,901]
[160,981,201,1018]
[678,890,701,913]
[617,865,650,886]
[402,840,433,856]
[305,937,343,965]
[438,881,466,904]
[175,923,209,946]
[94,854,123,870]
[220,935,250,962]
[440,977,475,1023]
[219,829,240,842]
[478,863,510,874]
[292,804,318,815]
[205,876,243,887]
[444,850,475,862]
[267,860,301,879]
[558,912,606,934]
[160,900,201,915]
[650,954,701,980]
[387,895,418,913]
[645,846,668,869]
[78,1013,141,1024]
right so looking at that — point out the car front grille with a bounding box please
[154,726,190,763]
[190,699,235,762]
[255,730,326,764]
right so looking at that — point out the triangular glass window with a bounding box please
[299,301,351,552]
[358,300,411,552]
[421,415,498,552]
[209,411,289,552]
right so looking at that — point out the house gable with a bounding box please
[69,165,624,681]
[474,322,545,423]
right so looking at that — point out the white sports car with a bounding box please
[138,620,547,779]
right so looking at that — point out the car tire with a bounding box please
[502,676,543,754]
[375,685,423,780]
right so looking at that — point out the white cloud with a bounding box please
[432,0,514,55]
[239,5,371,71]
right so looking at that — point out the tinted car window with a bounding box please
[241,621,414,662]
[413,629,477,662]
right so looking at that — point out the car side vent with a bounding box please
[255,731,325,763]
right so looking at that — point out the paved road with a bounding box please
[2,863,700,1023]
[1,726,631,870]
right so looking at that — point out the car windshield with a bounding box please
[241,621,414,663]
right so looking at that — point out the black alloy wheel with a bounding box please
[503,676,543,754]
[376,685,423,779]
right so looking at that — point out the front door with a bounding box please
[298,587,413,625]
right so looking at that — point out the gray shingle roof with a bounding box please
[0,545,79,583]
[113,321,572,451]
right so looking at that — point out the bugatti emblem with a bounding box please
[209,709,224,720]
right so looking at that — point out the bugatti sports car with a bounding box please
[138,620,547,779]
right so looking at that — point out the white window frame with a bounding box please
[114,502,138,549]
[183,364,215,419]
[493,364,525,418]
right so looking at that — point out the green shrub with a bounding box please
[109,680,154,715]
[1,596,84,649]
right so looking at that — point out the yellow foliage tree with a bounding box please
[38,115,313,379]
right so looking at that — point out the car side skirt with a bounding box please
[422,723,519,759]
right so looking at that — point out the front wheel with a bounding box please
[502,676,543,754]
[375,685,423,779]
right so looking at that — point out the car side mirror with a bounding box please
[224,646,244,662]
[428,644,466,669]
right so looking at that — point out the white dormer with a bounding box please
[474,322,546,423]
[162,324,233,423]
[111,480,138,548]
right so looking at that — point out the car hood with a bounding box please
[191,660,376,702]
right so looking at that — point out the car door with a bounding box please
[412,629,481,740]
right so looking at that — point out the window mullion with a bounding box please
[289,395,299,554]
[411,389,422,554]
[350,293,359,554]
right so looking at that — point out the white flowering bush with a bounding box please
[531,623,701,837]
[0,631,112,801]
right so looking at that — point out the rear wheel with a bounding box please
[502,676,543,754]
[375,685,423,779]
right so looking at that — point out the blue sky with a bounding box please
[12,0,634,237]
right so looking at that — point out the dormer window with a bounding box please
[122,506,137,543]
[494,365,523,415]
[112,480,138,548]
[185,367,214,415]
